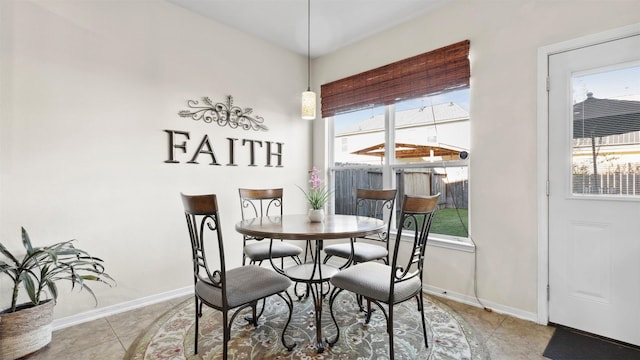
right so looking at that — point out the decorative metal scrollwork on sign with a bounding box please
[178,95,268,131]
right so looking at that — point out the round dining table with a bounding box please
[235,213,385,353]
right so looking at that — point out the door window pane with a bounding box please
[571,65,640,196]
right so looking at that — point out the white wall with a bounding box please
[2,0,639,323]
[0,0,312,319]
[314,1,640,316]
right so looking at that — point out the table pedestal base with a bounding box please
[284,250,339,353]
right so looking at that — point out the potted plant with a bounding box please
[0,227,114,360]
[298,166,331,222]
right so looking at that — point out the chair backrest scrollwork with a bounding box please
[239,188,283,220]
[355,188,397,244]
[389,193,440,299]
[181,193,227,303]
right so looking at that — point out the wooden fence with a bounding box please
[333,168,383,216]
[333,168,468,215]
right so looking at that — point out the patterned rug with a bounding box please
[125,290,489,360]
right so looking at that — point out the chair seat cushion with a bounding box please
[195,265,291,308]
[244,241,302,261]
[324,242,387,263]
[330,262,421,304]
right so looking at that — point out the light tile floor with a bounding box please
[26,294,554,360]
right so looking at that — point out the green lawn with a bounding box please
[430,208,468,237]
[395,208,468,238]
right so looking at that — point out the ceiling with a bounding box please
[167,0,451,58]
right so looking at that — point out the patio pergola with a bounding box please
[351,142,465,160]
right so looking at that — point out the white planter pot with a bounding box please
[0,300,54,360]
[308,209,325,222]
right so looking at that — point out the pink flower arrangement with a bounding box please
[298,166,330,210]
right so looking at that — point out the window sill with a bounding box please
[394,231,475,253]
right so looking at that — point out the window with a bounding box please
[331,90,470,243]
[323,41,471,248]
[571,64,640,196]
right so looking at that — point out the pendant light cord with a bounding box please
[307,0,311,92]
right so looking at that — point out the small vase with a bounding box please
[308,208,324,222]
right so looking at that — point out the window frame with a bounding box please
[327,103,474,252]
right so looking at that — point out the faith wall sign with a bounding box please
[164,95,284,167]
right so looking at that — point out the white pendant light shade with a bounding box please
[302,90,316,120]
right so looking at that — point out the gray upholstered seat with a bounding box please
[327,193,440,360]
[195,265,292,308]
[330,262,421,303]
[323,242,388,264]
[181,193,296,359]
[239,188,303,266]
[323,189,396,267]
[244,241,303,263]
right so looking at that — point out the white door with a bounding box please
[548,34,640,346]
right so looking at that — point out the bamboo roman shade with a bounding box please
[321,40,470,118]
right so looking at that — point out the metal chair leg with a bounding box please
[194,296,200,354]
[223,310,230,360]
[388,306,394,360]
[418,295,429,348]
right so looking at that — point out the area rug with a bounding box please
[125,290,489,360]
[543,325,640,360]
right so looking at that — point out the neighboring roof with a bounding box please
[573,94,640,138]
[337,102,469,136]
[574,93,640,119]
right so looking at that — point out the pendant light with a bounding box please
[301,0,316,120]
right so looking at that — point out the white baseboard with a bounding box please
[51,283,539,331]
[52,286,194,331]
[423,284,539,323]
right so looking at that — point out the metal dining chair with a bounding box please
[181,193,296,358]
[327,193,440,360]
[239,188,303,267]
[323,188,397,268]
